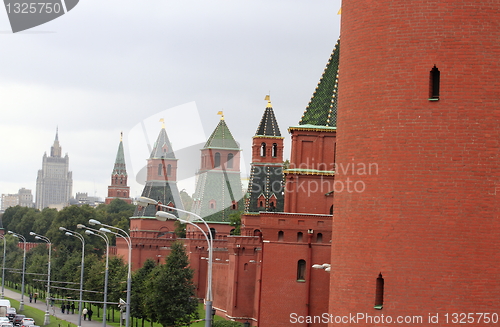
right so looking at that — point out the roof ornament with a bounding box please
[120,131,123,141]
[217,111,225,120]
[159,118,165,129]
[265,94,272,108]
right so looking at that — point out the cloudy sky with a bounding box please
[0,0,342,202]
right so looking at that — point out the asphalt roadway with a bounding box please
[2,288,114,327]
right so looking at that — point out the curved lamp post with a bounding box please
[8,231,26,311]
[59,227,85,327]
[30,232,52,325]
[136,196,214,327]
[88,219,131,327]
[1,234,6,299]
[77,224,110,327]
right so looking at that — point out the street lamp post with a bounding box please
[8,231,26,311]
[77,224,110,327]
[88,219,131,327]
[1,234,6,299]
[29,232,52,325]
[59,227,85,327]
[136,196,214,327]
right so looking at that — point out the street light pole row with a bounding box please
[137,196,214,327]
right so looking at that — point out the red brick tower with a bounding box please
[105,133,132,204]
[331,1,500,324]
[284,40,339,215]
[245,95,284,213]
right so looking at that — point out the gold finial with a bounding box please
[337,7,342,15]
[265,94,272,108]
[159,118,165,128]
[217,111,224,120]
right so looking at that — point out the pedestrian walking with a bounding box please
[34,293,37,303]
[82,307,88,320]
[88,308,93,321]
[62,303,65,314]
[29,293,32,303]
[71,303,75,314]
[66,304,70,314]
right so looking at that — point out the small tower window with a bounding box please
[429,65,440,100]
[375,273,384,309]
[278,231,284,241]
[214,152,221,168]
[227,153,234,168]
[297,232,303,242]
[317,233,323,243]
[272,143,278,157]
[209,200,216,210]
[158,164,163,176]
[330,205,334,215]
[231,201,237,210]
[167,164,172,176]
[297,260,306,281]
[260,143,266,157]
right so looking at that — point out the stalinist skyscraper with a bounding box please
[35,129,73,210]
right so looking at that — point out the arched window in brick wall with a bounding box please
[260,143,266,157]
[297,260,306,281]
[429,65,440,100]
[227,153,234,168]
[167,164,172,176]
[272,143,278,157]
[317,233,323,243]
[214,153,221,167]
[297,232,303,242]
[278,230,284,241]
[158,164,163,176]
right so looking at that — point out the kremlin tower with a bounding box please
[105,133,131,204]
[330,0,500,323]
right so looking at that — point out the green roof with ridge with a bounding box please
[299,39,340,127]
[204,119,240,149]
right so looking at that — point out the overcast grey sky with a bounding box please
[0,0,342,201]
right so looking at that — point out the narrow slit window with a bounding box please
[278,230,284,241]
[297,260,306,281]
[260,143,266,157]
[375,273,384,309]
[429,65,440,100]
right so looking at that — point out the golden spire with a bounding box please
[159,118,165,128]
[265,94,272,108]
[217,111,225,120]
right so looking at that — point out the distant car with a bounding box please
[12,315,25,327]
[0,322,14,327]
[0,318,10,323]
[19,319,34,327]
[6,308,16,322]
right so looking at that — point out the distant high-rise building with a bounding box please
[105,133,132,204]
[35,129,73,210]
[17,188,33,208]
[1,193,18,210]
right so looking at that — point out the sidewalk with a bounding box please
[2,288,114,327]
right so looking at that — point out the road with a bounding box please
[1,288,115,327]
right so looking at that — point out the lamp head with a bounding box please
[7,231,13,234]
[99,227,112,234]
[137,196,158,207]
[65,232,73,236]
[155,211,177,221]
[35,236,41,240]
[77,224,85,229]
[29,232,36,236]
[84,230,94,236]
[59,227,67,232]
[88,219,101,226]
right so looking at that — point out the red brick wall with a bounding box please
[331,0,500,324]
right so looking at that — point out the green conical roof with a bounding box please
[299,39,340,127]
[204,119,240,149]
[150,127,176,159]
[112,138,127,176]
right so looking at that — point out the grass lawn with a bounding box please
[7,297,226,327]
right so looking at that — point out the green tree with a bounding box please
[130,259,157,322]
[144,241,198,327]
[229,211,243,235]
